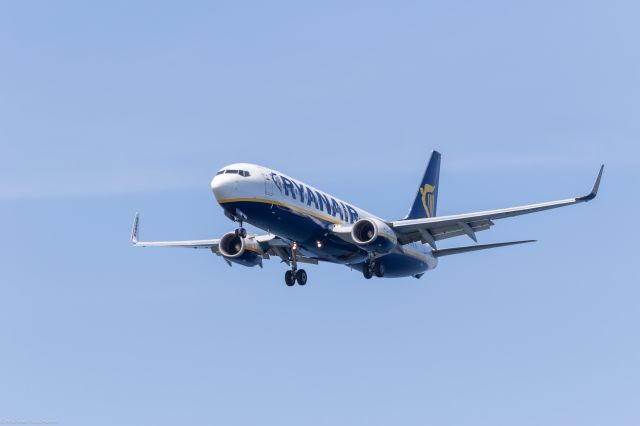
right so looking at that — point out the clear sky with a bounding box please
[1,1,638,425]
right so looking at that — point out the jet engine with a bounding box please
[351,218,398,253]
[218,232,264,267]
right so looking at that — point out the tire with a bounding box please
[363,266,373,279]
[285,270,296,286]
[296,269,307,286]
[373,262,385,278]
[240,228,247,238]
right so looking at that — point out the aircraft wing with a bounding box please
[130,214,219,249]
[390,165,603,248]
[130,214,319,264]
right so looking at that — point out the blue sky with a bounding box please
[1,1,638,425]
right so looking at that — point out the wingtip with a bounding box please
[594,164,604,193]
[576,164,604,202]
[131,213,140,244]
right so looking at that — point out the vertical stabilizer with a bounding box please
[405,151,441,220]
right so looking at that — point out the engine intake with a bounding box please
[351,218,397,253]
[218,232,263,267]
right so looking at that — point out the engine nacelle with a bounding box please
[351,218,398,253]
[218,232,263,267]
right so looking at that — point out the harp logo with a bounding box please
[419,184,436,218]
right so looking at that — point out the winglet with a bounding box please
[131,213,140,244]
[577,165,604,202]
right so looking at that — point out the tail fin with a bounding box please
[405,151,441,220]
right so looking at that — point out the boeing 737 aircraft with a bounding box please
[131,151,603,286]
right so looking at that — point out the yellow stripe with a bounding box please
[219,197,343,224]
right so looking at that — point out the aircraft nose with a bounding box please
[211,174,231,201]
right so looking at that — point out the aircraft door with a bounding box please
[263,170,274,196]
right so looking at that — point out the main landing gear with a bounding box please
[363,259,384,279]
[284,243,307,287]
[285,269,307,286]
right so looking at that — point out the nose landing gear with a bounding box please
[228,210,248,238]
[233,217,247,238]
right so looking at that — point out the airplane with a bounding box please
[131,151,603,286]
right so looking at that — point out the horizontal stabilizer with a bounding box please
[432,240,536,257]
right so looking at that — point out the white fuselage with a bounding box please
[211,163,437,276]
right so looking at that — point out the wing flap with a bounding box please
[398,219,493,245]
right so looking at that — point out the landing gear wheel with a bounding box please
[285,270,296,286]
[363,265,373,279]
[373,262,385,278]
[296,269,307,286]
[234,228,247,238]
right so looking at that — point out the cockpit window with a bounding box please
[218,169,250,177]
